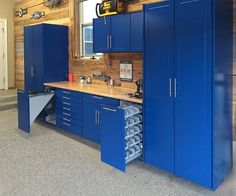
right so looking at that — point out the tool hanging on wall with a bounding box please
[96,0,133,18]
[44,0,63,8]
[15,8,28,17]
[31,11,45,19]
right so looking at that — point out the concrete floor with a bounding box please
[0,109,235,196]
[0,89,17,97]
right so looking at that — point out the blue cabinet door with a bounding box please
[131,12,143,52]
[175,0,212,188]
[143,1,175,173]
[110,14,131,52]
[83,103,100,143]
[24,26,34,91]
[93,17,110,53]
[32,25,44,91]
[100,106,126,172]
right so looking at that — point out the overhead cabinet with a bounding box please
[144,0,232,190]
[93,12,143,53]
[24,24,68,92]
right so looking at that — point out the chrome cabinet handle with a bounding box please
[62,91,71,95]
[92,96,103,100]
[169,78,172,97]
[95,110,98,124]
[174,78,177,98]
[107,35,109,49]
[103,107,116,112]
[63,107,71,111]
[63,118,71,122]
[63,122,70,127]
[97,110,100,125]
[63,102,70,106]
[63,96,70,100]
[63,112,71,117]
[109,35,112,49]
[30,67,34,77]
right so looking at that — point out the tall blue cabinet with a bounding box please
[24,24,68,92]
[143,0,233,190]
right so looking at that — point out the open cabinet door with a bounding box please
[100,106,126,172]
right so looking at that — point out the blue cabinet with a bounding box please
[174,0,212,188]
[93,17,110,53]
[144,1,175,174]
[131,12,143,52]
[100,104,143,172]
[93,12,143,53]
[110,14,131,52]
[24,24,68,92]
[144,0,232,190]
[55,89,83,136]
[83,94,119,144]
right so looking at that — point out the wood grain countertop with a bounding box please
[44,81,143,104]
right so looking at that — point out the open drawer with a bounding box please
[100,103,143,172]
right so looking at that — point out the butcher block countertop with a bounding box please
[44,81,143,104]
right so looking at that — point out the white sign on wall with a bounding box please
[120,60,133,81]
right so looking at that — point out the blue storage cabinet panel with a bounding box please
[83,93,119,144]
[24,26,34,91]
[55,89,83,136]
[143,1,175,174]
[213,0,233,189]
[131,12,143,52]
[93,17,110,53]
[17,90,30,133]
[100,106,126,172]
[110,14,131,52]
[175,0,212,188]
[83,103,100,143]
[24,24,68,92]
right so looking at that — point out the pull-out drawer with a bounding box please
[100,103,143,172]
[56,99,82,110]
[56,104,82,116]
[55,89,82,99]
[56,118,83,136]
[83,93,119,106]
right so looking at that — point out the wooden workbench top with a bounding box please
[44,81,142,104]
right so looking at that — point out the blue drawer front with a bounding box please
[56,98,82,110]
[57,116,82,127]
[55,89,82,99]
[56,118,83,136]
[83,94,119,106]
[56,93,82,103]
[56,103,83,115]
[57,112,82,122]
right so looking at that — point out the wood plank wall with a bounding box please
[14,0,236,139]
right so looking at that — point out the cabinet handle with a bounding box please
[107,35,109,49]
[174,78,177,98]
[63,96,71,100]
[103,107,116,112]
[92,96,103,100]
[97,110,100,125]
[63,107,71,111]
[63,118,70,122]
[30,67,34,77]
[169,78,172,97]
[62,91,71,95]
[109,35,112,49]
[95,110,98,124]
[63,102,71,106]
[63,112,71,117]
[63,122,70,127]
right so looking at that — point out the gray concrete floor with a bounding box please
[0,109,235,196]
[0,89,16,97]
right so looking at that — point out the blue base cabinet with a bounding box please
[144,0,232,190]
[83,94,119,144]
[55,89,83,136]
[100,104,143,172]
